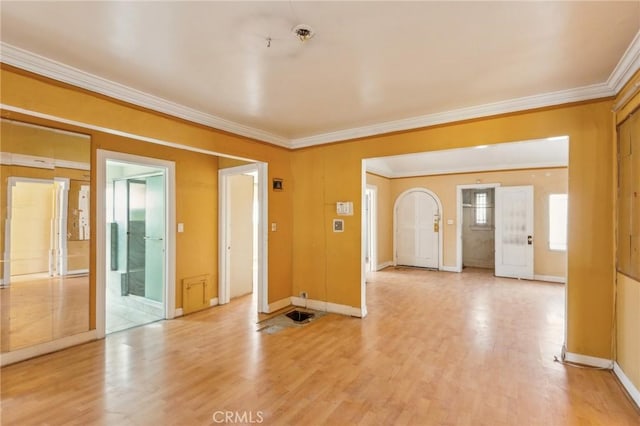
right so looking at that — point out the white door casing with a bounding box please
[495,185,534,279]
[394,189,441,269]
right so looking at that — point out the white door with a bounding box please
[396,191,439,268]
[495,185,534,279]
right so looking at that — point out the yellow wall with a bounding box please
[614,70,640,393]
[293,100,614,358]
[389,168,568,277]
[0,65,619,360]
[366,173,393,267]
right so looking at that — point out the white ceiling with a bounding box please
[1,2,639,149]
[365,137,568,178]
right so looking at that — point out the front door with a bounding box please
[495,185,534,279]
[396,190,439,268]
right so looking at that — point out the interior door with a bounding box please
[144,175,165,303]
[396,191,439,268]
[495,185,534,279]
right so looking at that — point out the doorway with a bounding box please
[218,163,268,313]
[394,188,442,269]
[460,186,496,270]
[96,151,176,337]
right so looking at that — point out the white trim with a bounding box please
[0,330,97,367]
[0,43,289,148]
[393,188,444,270]
[3,31,639,150]
[66,269,89,275]
[175,308,184,318]
[365,161,568,179]
[267,297,291,313]
[456,183,501,273]
[564,352,613,369]
[96,150,176,338]
[533,274,566,284]
[440,265,460,273]
[376,261,393,271]
[209,297,219,307]
[289,84,614,148]
[607,30,640,94]
[365,185,378,273]
[218,163,269,313]
[291,296,364,318]
[613,362,640,409]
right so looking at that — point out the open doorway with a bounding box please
[218,163,268,313]
[96,150,176,337]
[459,185,498,272]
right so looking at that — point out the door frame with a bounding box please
[218,162,269,313]
[365,184,378,272]
[393,188,443,269]
[455,183,501,272]
[96,150,176,338]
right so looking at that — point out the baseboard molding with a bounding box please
[267,297,291,313]
[376,261,393,271]
[440,265,460,273]
[613,362,640,409]
[209,297,219,306]
[1,330,97,367]
[174,308,184,317]
[564,351,613,369]
[291,296,364,317]
[534,274,566,283]
[66,269,89,276]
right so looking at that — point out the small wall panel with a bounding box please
[182,274,209,315]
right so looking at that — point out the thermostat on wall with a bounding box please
[336,201,353,216]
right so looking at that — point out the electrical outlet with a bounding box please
[300,291,308,299]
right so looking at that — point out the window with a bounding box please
[474,191,488,226]
[549,194,568,251]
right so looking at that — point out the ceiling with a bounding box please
[366,137,568,178]
[1,1,639,149]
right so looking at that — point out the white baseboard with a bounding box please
[291,296,364,317]
[174,308,184,317]
[376,261,393,271]
[564,351,613,369]
[66,269,89,276]
[1,330,97,367]
[613,362,640,409]
[440,265,460,273]
[534,274,566,283]
[209,297,219,306]
[267,297,291,313]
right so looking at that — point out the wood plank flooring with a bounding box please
[1,268,638,425]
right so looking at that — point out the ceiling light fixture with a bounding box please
[292,24,315,42]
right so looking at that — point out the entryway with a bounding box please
[96,151,176,336]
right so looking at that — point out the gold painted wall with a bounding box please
[389,168,568,277]
[366,173,393,267]
[615,70,640,393]
[1,67,294,329]
[293,100,614,358]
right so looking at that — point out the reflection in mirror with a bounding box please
[0,118,90,353]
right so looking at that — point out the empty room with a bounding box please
[1,2,639,425]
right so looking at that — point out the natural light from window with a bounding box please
[475,192,488,225]
[549,194,568,251]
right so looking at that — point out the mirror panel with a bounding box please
[0,118,90,353]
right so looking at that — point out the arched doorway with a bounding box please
[394,188,442,269]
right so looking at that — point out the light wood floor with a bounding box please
[1,268,638,425]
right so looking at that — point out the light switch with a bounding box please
[177,223,184,233]
[447,219,454,225]
[271,223,277,232]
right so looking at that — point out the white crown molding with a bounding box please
[289,83,614,148]
[607,30,640,93]
[377,160,569,179]
[3,31,639,150]
[0,42,290,148]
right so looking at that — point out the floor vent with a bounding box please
[286,310,315,323]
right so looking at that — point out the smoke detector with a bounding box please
[292,24,315,42]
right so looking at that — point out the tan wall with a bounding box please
[229,174,254,298]
[1,66,294,329]
[390,168,568,277]
[366,173,393,267]
[614,70,640,393]
[292,100,614,359]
